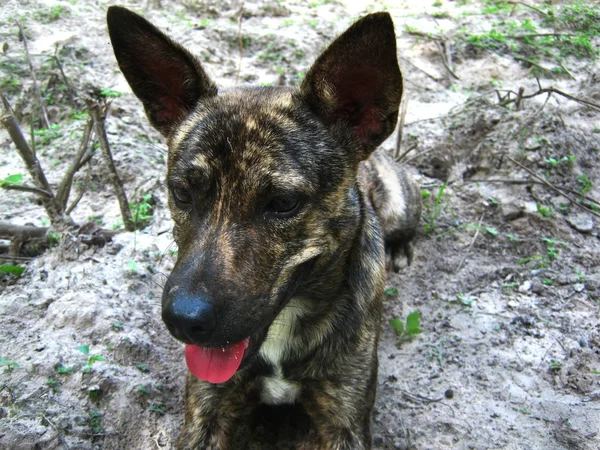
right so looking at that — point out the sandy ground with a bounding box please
[1,0,599,449]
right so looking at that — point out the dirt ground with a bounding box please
[1,0,599,449]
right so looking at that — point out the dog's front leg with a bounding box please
[177,374,250,450]
[302,378,376,450]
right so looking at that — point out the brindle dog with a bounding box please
[107,7,421,449]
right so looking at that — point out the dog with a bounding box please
[107,6,421,449]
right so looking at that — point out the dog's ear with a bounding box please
[299,13,402,158]
[106,6,216,136]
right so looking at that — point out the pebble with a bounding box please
[573,283,585,293]
[518,280,532,293]
[501,203,523,221]
[566,213,594,233]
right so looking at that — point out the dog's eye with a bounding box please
[265,193,302,218]
[171,185,192,205]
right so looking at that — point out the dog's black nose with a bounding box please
[162,289,217,344]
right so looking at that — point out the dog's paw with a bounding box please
[386,242,413,272]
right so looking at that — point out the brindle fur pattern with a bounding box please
[107,7,420,449]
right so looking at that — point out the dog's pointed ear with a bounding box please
[299,13,402,158]
[106,6,216,136]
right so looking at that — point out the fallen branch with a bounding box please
[87,99,135,231]
[508,157,600,219]
[16,21,50,129]
[499,85,600,112]
[400,57,444,84]
[0,222,48,239]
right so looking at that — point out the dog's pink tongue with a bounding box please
[185,338,250,384]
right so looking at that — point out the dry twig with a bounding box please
[394,98,409,160]
[456,213,485,273]
[55,115,93,208]
[508,157,600,219]
[436,40,460,80]
[16,21,50,129]
[86,99,135,231]
[235,1,245,85]
[1,92,73,227]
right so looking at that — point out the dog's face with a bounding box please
[107,7,402,383]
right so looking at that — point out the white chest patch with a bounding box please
[260,371,301,405]
[258,298,306,405]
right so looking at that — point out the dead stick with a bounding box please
[394,97,409,160]
[65,161,91,215]
[0,222,47,239]
[436,40,460,80]
[508,157,600,219]
[235,1,245,85]
[1,184,51,197]
[515,86,525,110]
[456,214,485,273]
[1,93,73,227]
[87,99,135,231]
[465,178,600,207]
[507,1,549,17]
[400,57,444,84]
[16,21,50,129]
[53,45,77,106]
[56,115,93,208]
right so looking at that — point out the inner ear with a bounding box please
[107,6,217,136]
[299,13,403,156]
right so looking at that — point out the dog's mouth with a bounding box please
[182,255,318,384]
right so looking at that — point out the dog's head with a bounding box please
[107,6,402,383]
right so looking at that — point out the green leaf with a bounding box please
[76,345,90,355]
[486,227,499,236]
[384,287,399,296]
[389,318,404,335]
[0,174,23,186]
[0,264,25,275]
[136,363,150,373]
[88,355,104,363]
[405,311,423,335]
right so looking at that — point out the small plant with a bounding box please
[384,287,399,296]
[88,411,103,435]
[130,194,154,230]
[536,203,552,218]
[423,184,447,233]
[0,356,19,373]
[147,402,166,414]
[112,322,124,331]
[389,311,423,340]
[46,377,60,393]
[577,173,592,194]
[125,259,139,277]
[137,385,151,395]
[136,363,150,373]
[77,345,104,373]
[56,364,73,375]
[34,124,62,146]
[100,88,122,98]
[486,226,499,237]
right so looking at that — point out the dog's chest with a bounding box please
[258,300,304,405]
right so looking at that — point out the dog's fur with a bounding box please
[107,7,421,449]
